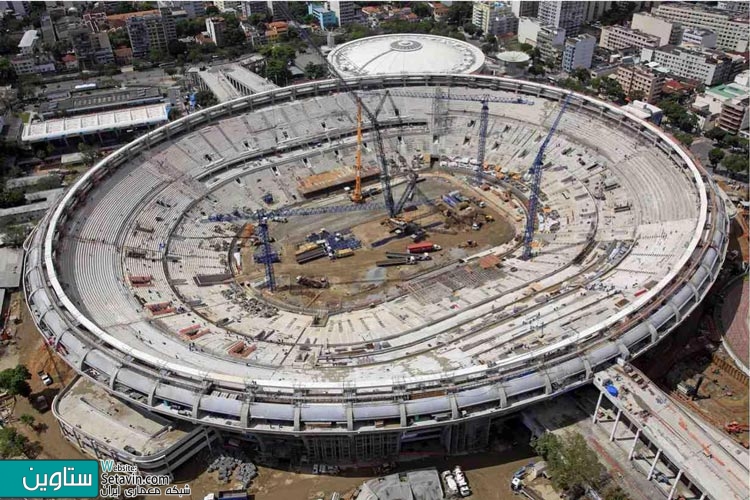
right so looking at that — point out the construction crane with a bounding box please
[376,90,535,185]
[522,93,573,261]
[350,98,364,203]
[278,4,396,216]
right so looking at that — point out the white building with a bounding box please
[562,34,595,72]
[652,2,749,52]
[680,27,717,49]
[717,1,750,14]
[518,17,544,45]
[641,45,740,86]
[205,17,226,47]
[631,12,683,46]
[622,100,664,125]
[18,29,39,55]
[599,25,662,52]
[538,1,585,36]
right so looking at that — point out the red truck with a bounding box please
[407,242,442,253]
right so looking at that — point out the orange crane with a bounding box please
[350,98,364,203]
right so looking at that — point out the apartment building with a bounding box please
[70,29,114,67]
[562,34,595,72]
[631,12,683,46]
[599,25,662,51]
[510,0,538,18]
[652,3,749,52]
[538,1,585,37]
[718,96,749,133]
[206,17,226,47]
[717,1,750,14]
[641,45,739,86]
[126,9,177,59]
[240,1,268,17]
[158,1,205,18]
[11,54,56,75]
[615,64,666,103]
[537,26,566,65]
[472,2,518,36]
[680,28,717,49]
[329,1,357,26]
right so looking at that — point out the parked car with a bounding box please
[37,371,52,386]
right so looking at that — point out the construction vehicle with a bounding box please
[725,421,750,434]
[376,258,416,267]
[459,240,478,248]
[334,248,354,259]
[484,214,495,222]
[386,251,431,261]
[676,374,704,400]
[350,99,365,203]
[296,276,329,289]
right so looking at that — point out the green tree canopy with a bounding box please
[532,431,606,493]
[0,427,29,458]
[0,365,31,397]
[708,147,725,166]
[722,153,749,173]
[195,90,218,108]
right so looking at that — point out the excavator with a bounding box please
[350,98,365,203]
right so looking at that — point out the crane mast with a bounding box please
[350,99,364,203]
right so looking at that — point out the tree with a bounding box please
[0,189,25,210]
[77,142,98,167]
[520,43,533,54]
[304,62,327,80]
[708,147,725,166]
[0,57,14,82]
[722,153,749,173]
[604,485,631,500]
[0,365,31,397]
[195,90,218,108]
[673,131,694,147]
[3,225,29,248]
[412,3,431,18]
[532,431,605,493]
[705,127,727,143]
[446,2,472,25]
[628,89,645,102]
[205,5,219,16]
[571,67,590,84]
[19,414,36,429]
[462,22,477,36]
[167,39,187,58]
[0,427,29,458]
[658,97,698,133]
[265,58,292,86]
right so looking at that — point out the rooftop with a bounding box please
[22,103,170,143]
[189,64,277,103]
[18,30,38,49]
[39,87,163,117]
[707,82,750,100]
[56,377,187,456]
[358,468,443,500]
[328,34,486,77]
[0,247,23,289]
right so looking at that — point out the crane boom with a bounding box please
[350,99,364,203]
[522,93,573,260]
[277,4,395,216]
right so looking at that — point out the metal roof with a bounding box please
[21,104,170,143]
[328,34,486,77]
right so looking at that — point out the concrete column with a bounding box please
[628,429,641,460]
[609,408,622,441]
[592,391,603,423]
[668,469,683,499]
[647,449,662,480]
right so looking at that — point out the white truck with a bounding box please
[441,470,459,497]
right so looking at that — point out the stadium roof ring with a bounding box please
[24,75,728,438]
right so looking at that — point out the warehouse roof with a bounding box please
[21,104,169,142]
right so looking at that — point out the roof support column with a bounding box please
[628,428,641,460]
[293,405,301,432]
[346,404,353,431]
[497,384,507,409]
[192,394,201,419]
[668,469,683,499]
[450,394,459,420]
[647,449,662,480]
[609,408,622,441]
[399,402,407,427]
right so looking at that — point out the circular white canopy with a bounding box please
[327,34,486,77]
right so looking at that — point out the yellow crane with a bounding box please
[350,98,364,203]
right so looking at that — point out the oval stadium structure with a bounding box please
[25,75,729,464]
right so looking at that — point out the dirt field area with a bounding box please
[174,436,543,500]
[1,292,87,461]
[239,174,518,310]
